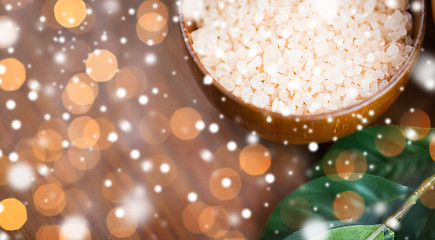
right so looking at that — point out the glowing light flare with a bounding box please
[209,168,241,200]
[33,184,66,216]
[333,191,365,222]
[7,162,34,191]
[1,0,30,10]
[86,49,118,82]
[0,16,19,48]
[139,112,171,145]
[102,171,134,203]
[0,58,26,91]
[375,127,406,157]
[106,206,138,238]
[199,206,230,238]
[279,196,312,229]
[145,155,177,186]
[68,116,100,149]
[399,108,430,141]
[412,53,435,91]
[60,217,91,240]
[0,198,27,231]
[54,0,87,28]
[170,107,203,140]
[183,201,209,233]
[239,144,271,175]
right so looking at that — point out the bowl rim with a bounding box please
[178,1,427,121]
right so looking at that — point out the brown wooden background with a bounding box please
[0,0,434,239]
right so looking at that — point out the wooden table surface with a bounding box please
[0,0,434,239]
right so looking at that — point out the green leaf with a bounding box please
[260,175,410,240]
[419,210,435,240]
[301,225,382,240]
[384,228,395,240]
[284,223,393,240]
[312,126,435,187]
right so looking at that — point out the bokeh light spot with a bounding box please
[34,184,66,216]
[65,73,99,106]
[136,0,168,20]
[106,206,138,238]
[102,171,134,203]
[170,107,202,140]
[239,144,271,175]
[145,155,178,186]
[333,191,365,222]
[0,58,26,91]
[421,186,435,209]
[139,112,171,145]
[54,0,87,28]
[86,49,118,82]
[68,116,100,149]
[62,188,91,216]
[280,196,312,229]
[55,155,85,183]
[429,136,435,162]
[138,12,166,32]
[199,206,230,238]
[399,108,430,141]
[375,127,406,157]
[323,150,367,181]
[33,128,64,162]
[0,198,27,231]
[67,147,101,170]
[213,231,246,240]
[183,201,209,234]
[69,4,96,35]
[209,168,241,200]
[36,225,61,240]
[107,66,147,100]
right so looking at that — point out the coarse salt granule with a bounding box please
[187,0,413,114]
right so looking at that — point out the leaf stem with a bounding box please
[366,174,435,240]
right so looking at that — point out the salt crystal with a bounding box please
[188,0,413,114]
[251,91,269,108]
[220,77,235,91]
[366,53,376,63]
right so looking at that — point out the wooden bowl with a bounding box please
[179,1,427,144]
[433,0,435,23]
